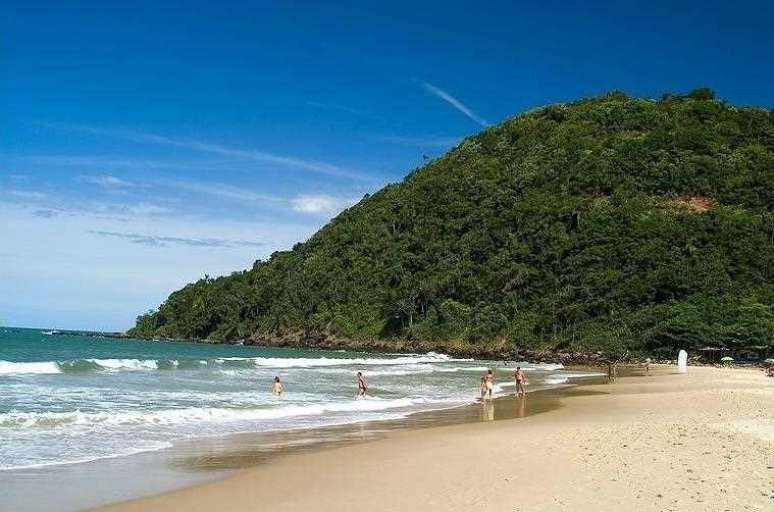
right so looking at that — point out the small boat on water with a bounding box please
[41,330,61,336]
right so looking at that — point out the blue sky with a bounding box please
[2,1,773,330]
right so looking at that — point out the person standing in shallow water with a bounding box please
[483,369,494,401]
[514,366,527,398]
[607,361,618,383]
[356,371,367,397]
[271,376,283,396]
[478,376,487,401]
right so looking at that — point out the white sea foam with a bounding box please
[556,372,605,378]
[365,368,434,377]
[0,441,173,471]
[0,360,61,375]
[0,353,474,376]
[543,372,605,385]
[0,397,448,431]
[4,358,204,375]
[528,362,565,371]
[435,366,490,373]
[85,358,160,370]
[214,352,469,368]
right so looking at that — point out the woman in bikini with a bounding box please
[271,376,284,396]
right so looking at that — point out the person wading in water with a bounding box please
[356,371,367,397]
[271,376,284,396]
[514,366,527,398]
[483,369,495,401]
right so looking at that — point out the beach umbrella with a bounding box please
[720,356,734,362]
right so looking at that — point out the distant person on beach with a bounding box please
[644,358,651,375]
[271,376,283,396]
[484,369,494,401]
[357,371,367,397]
[607,361,616,383]
[479,376,487,401]
[514,366,527,397]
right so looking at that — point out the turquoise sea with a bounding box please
[0,326,602,510]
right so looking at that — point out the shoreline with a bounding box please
[95,330,615,364]
[29,325,765,368]
[78,327,703,367]
[97,365,773,512]
[64,327,768,369]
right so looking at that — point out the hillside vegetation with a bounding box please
[130,89,774,357]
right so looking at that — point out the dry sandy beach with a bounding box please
[98,366,773,512]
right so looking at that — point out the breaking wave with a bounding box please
[0,396,447,430]
[0,352,472,376]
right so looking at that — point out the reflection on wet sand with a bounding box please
[481,401,495,421]
[515,395,526,418]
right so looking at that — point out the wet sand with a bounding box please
[166,380,604,473]
[98,366,773,512]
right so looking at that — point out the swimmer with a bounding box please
[357,371,367,397]
[271,376,283,396]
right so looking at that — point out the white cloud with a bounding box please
[167,180,358,217]
[9,190,47,200]
[43,123,379,182]
[291,194,356,215]
[20,154,222,172]
[17,200,174,220]
[81,175,135,188]
[126,203,173,216]
[420,81,488,127]
[167,179,283,204]
[89,230,265,248]
[4,174,359,222]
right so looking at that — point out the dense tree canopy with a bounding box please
[130,90,774,356]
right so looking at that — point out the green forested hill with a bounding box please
[130,89,774,356]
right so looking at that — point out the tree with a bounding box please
[131,90,774,357]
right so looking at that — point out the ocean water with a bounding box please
[0,327,595,473]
